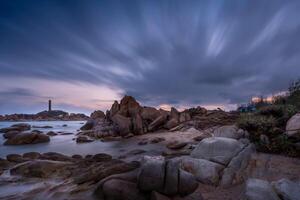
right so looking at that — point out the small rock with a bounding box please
[71,154,83,159]
[92,153,112,162]
[76,136,93,143]
[166,141,188,150]
[32,125,53,129]
[138,140,148,145]
[46,131,58,136]
[4,132,50,145]
[23,152,41,159]
[150,137,165,144]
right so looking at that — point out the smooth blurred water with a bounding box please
[0,121,165,158]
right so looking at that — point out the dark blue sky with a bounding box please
[1,0,300,114]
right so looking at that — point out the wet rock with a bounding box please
[138,156,166,192]
[22,152,41,159]
[76,136,94,143]
[246,179,280,200]
[46,131,58,136]
[180,157,224,185]
[96,179,146,200]
[7,154,26,163]
[92,153,112,162]
[40,152,74,162]
[32,125,53,128]
[3,130,20,139]
[166,141,188,150]
[4,132,50,145]
[80,120,94,130]
[178,169,198,196]
[91,110,105,119]
[191,137,244,165]
[286,113,300,138]
[138,140,148,145]
[0,158,10,169]
[272,178,300,200]
[62,124,68,127]
[0,123,31,133]
[150,137,165,144]
[10,160,72,178]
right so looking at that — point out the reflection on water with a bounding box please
[0,121,165,158]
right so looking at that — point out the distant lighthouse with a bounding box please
[48,100,52,112]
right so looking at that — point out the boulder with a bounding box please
[178,169,198,196]
[148,115,168,131]
[10,160,71,178]
[220,144,255,186]
[170,107,180,121]
[7,154,26,163]
[91,110,105,119]
[272,178,300,200]
[112,114,132,136]
[138,156,165,192]
[141,107,161,121]
[164,159,181,195]
[213,125,244,139]
[46,131,58,136]
[190,137,245,165]
[23,152,41,159]
[179,112,191,123]
[40,152,74,162]
[193,132,212,142]
[119,95,142,117]
[132,113,144,135]
[165,118,180,129]
[4,132,50,145]
[92,153,112,162]
[0,123,31,133]
[180,157,224,185]
[76,136,94,143]
[3,130,20,139]
[245,179,280,200]
[167,141,188,150]
[96,179,146,200]
[80,120,94,130]
[110,100,120,117]
[286,113,300,138]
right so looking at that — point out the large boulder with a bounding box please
[286,113,300,138]
[190,137,245,165]
[178,169,199,196]
[80,120,94,130]
[111,114,132,136]
[220,144,255,186]
[3,130,20,139]
[141,107,161,121]
[179,111,191,123]
[213,125,244,139]
[180,157,224,185]
[245,179,280,200]
[132,113,144,135]
[272,178,300,200]
[0,123,31,133]
[119,95,142,117]
[138,156,166,192]
[98,179,146,200]
[148,115,168,132]
[164,159,181,195]
[4,132,50,145]
[10,160,71,178]
[110,100,120,117]
[91,110,105,119]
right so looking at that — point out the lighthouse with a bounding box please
[48,100,52,112]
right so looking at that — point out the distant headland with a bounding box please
[0,100,89,121]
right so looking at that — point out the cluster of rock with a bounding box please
[79,95,238,140]
[0,110,89,121]
[246,178,300,200]
[0,123,50,145]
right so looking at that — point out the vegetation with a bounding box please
[238,79,300,157]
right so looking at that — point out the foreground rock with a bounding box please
[0,123,31,133]
[272,179,300,200]
[245,179,280,200]
[286,113,300,138]
[4,132,50,145]
[191,137,245,165]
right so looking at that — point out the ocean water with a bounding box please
[0,121,164,158]
[0,121,115,158]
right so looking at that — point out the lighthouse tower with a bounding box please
[48,100,52,112]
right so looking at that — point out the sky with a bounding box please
[1,0,300,115]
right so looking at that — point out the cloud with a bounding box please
[0,0,300,113]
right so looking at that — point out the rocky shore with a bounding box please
[0,95,299,199]
[0,110,89,121]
